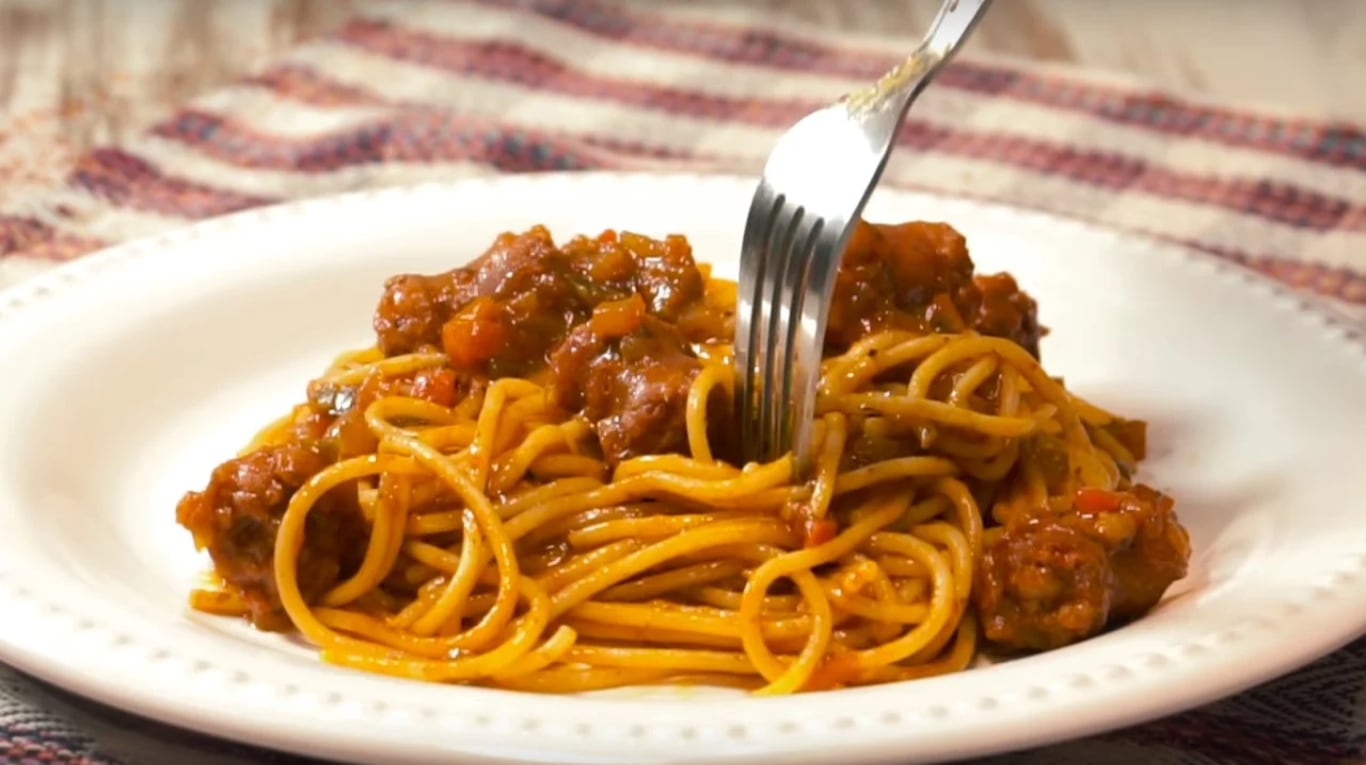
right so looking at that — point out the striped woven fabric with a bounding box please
[1,1,1364,763]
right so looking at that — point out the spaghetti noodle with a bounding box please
[176,220,1190,694]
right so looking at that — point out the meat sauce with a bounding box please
[826,221,1042,356]
[176,220,1185,651]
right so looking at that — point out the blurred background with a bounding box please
[2,0,1363,198]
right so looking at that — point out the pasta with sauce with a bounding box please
[176,220,1190,694]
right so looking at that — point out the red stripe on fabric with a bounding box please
[881,174,1366,308]
[881,171,1366,308]
[18,233,105,261]
[244,66,384,107]
[71,148,275,219]
[150,108,647,173]
[896,123,1362,232]
[1199,242,1366,306]
[465,0,1366,170]
[0,215,105,261]
[147,90,1366,308]
[0,215,52,256]
[938,63,1366,172]
[334,20,810,126]
[324,23,1366,232]
[247,66,391,109]
[0,734,102,765]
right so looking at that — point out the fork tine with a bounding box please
[788,224,844,473]
[757,202,803,460]
[735,185,781,462]
[766,212,825,463]
[777,217,826,468]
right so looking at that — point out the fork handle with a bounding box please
[924,0,995,62]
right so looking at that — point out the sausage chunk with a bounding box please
[374,227,712,375]
[975,484,1189,652]
[976,520,1114,651]
[175,442,364,629]
[549,295,701,463]
[827,220,1044,357]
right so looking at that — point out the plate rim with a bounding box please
[1,171,1365,765]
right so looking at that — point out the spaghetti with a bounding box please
[176,220,1190,694]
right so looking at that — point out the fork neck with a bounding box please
[846,0,993,116]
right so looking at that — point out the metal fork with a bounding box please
[733,0,993,473]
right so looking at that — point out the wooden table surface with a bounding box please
[1,0,1363,195]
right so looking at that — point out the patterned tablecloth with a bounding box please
[2,2,1364,763]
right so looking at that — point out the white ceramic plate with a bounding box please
[1,173,1364,765]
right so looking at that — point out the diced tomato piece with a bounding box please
[409,367,458,408]
[441,297,507,372]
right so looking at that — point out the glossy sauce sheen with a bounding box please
[176,220,1187,653]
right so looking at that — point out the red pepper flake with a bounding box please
[1075,487,1121,514]
[803,518,837,548]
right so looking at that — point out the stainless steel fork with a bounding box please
[734,0,994,473]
